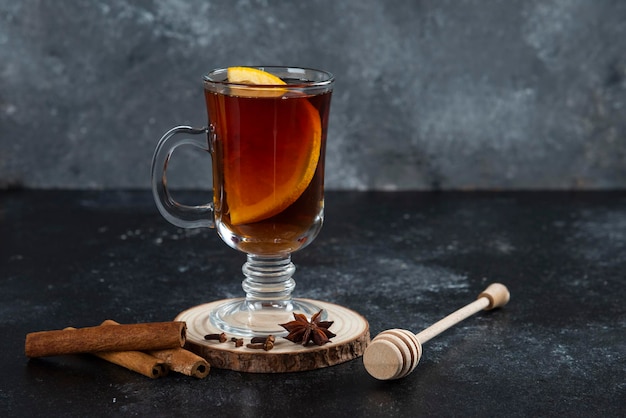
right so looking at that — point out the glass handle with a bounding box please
[150,126,214,229]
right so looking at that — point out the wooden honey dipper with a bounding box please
[363,283,510,380]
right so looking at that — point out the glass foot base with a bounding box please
[208,298,325,337]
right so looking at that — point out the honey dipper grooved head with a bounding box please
[363,329,422,380]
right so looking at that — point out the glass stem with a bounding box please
[209,253,323,336]
[241,254,296,311]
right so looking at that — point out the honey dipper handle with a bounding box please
[477,283,510,310]
[415,283,510,345]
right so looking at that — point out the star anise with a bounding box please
[279,310,336,346]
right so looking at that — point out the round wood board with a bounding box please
[175,299,370,373]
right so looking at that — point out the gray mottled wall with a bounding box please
[1,0,625,190]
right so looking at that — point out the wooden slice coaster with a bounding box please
[175,299,370,373]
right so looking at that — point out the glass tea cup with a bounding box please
[151,66,334,336]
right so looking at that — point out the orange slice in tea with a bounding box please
[228,66,286,85]
[227,66,287,97]
[225,67,322,225]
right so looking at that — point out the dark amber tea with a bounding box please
[205,74,332,255]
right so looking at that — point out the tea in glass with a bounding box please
[205,75,332,256]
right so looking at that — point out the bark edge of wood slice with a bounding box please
[175,299,370,373]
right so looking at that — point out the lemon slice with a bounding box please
[223,67,321,225]
[227,67,287,97]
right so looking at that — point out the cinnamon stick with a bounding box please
[64,327,168,379]
[25,321,186,358]
[93,350,168,379]
[147,348,210,378]
[100,320,209,378]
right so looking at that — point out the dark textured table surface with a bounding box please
[1,190,624,417]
